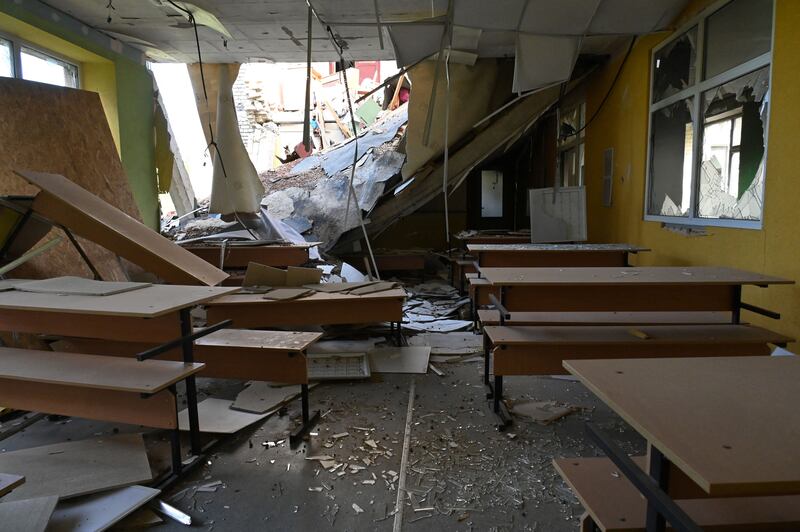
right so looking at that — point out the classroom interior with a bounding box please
[0,0,798,531]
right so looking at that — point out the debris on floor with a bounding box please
[507,400,581,425]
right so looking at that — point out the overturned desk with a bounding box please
[561,356,800,531]
[206,287,407,341]
[481,266,792,320]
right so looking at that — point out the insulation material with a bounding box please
[402,59,502,180]
[513,34,581,93]
[518,0,602,34]
[209,64,265,214]
[386,22,446,67]
[0,78,140,281]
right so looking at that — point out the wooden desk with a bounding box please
[565,356,800,530]
[456,233,531,247]
[467,243,648,268]
[481,266,792,319]
[183,243,314,269]
[206,288,407,338]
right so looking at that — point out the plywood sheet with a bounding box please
[209,288,407,306]
[480,266,794,286]
[0,473,24,497]
[0,78,138,282]
[0,283,237,317]
[368,346,430,374]
[0,347,204,393]
[262,288,313,300]
[242,262,286,286]
[48,485,160,532]
[564,356,800,497]
[14,276,150,296]
[196,329,321,352]
[285,266,322,286]
[0,434,152,501]
[17,170,228,286]
[178,398,269,433]
[0,496,58,532]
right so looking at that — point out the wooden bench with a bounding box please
[555,457,800,531]
[50,329,323,445]
[483,324,792,420]
[0,347,203,475]
[477,309,733,327]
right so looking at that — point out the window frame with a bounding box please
[558,101,586,187]
[0,29,80,89]
[643,0,775,230]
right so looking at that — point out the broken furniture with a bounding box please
[10,170,229,285]
[0,281,238,474]
[560,356,800,531]
[54,329,324,446]
[483,324,792,426]
[205,288,407,344]
[0,347,204,478]
[182,242,316,270]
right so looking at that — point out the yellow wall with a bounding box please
[0,12,120,152]
[584,0,800,344]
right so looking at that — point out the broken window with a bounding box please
[646,0,772,228]
[0,38,12,78]
[558,102,585,187]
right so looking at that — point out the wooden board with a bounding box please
[556,457,800,531]
[206,289,406,328]
[0,347,203,393]
[0,378,178,429]
[0,78,138,282]
[484,325,792,346]
[184,244,311,268]
[48,485,160,532]
[196,329,321,352]
[480,266,793,286]
[14,276,150,296]
[564,356,800,497]
[477,310,733,326]
[467,243,648,253]
[0,473,24,497]
[0,283,237,318]
[17,170,229,286]
[0,434,153,501]
[178,398,269,433]
[475,249,632,268]
[0,496,58,532]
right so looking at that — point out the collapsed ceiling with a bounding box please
[43,0,689,65]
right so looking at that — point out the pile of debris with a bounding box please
[403,281,472,333]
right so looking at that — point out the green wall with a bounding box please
[0,2,158,228]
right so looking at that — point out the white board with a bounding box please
[529,186,587,243]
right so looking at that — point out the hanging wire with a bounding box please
[165,0,259,239]
[325,25,380,280]
[443,49,451,252]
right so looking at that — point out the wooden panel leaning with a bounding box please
[555,457,800,531]
[0,347,204,429]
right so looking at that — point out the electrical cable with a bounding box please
[165,0,259,239]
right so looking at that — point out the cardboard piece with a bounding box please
[178,398,269,433]
[0,496,58,532]
[302,282,373,293]
[14,276,150,296]
[232,382,311,414]
[47,485,160,532]
[242,261,286,287]
[285,266,322,286]
[368,346,431,374]
[0,434,152,501]
[262,288,313,301]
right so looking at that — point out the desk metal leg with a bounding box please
[491,374,512,429]
[179,309,202,456]
[168,384,182,476]
[646,447,670,532]
[483,334,491,386]
[290,384,320,447]
[732,285,742,324]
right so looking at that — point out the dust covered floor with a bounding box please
[0,360,645,531]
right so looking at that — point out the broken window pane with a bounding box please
[560,144,584,187]
[558,103,585,144]
[698,67,768,220]
[704,0,773,80]
[653,26,697,103]
[0,39,12,78]
[648,98,694,217]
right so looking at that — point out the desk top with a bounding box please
[480,266,793,287]
[206,287,407,306]
[0,283,238,318]
[564,356,800,497]
[467,243,649,253]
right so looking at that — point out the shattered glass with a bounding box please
[653,26,697,103]
[698,67,769,221]
[647,97,694,217]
